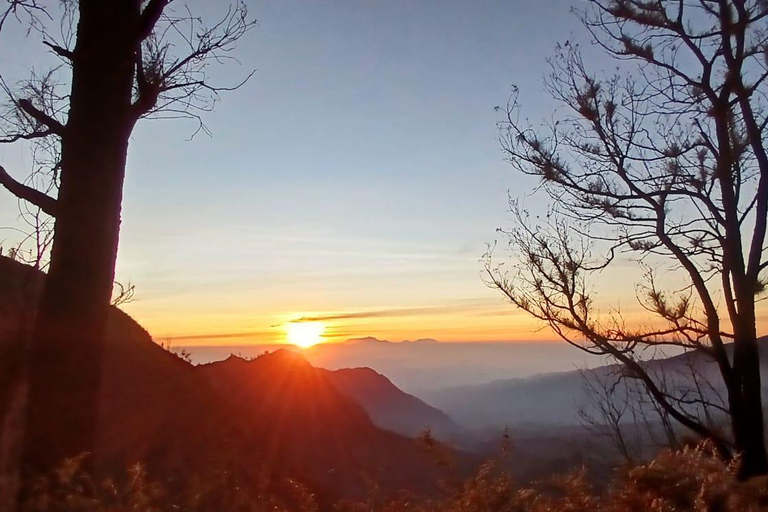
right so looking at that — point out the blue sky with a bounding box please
[1,0,604,343]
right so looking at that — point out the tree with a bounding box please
[0,0,254,477]
[487,0,768,478]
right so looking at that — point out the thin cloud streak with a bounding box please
[161,301,517,343]
[162,330,277,341]
[289,303,492,323]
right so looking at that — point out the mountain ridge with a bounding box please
[425,336,768,430]
[333,336,441,345]
[0,258,448,500]
[197,349,459,439]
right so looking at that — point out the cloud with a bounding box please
[161,330,276,341]
[162,300,509,341]
[288,303,490,323]
[320,330,362,338]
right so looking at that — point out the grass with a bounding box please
[10,441,768,512]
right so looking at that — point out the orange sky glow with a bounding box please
[123,294,768,348]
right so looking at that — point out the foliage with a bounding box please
[13,443,768,512]
[357,442,768,512]
[157,340,193,364]
[16,455,318,512]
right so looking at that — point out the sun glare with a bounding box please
[286,322,325,348]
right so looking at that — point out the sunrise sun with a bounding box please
[286,322,325,348]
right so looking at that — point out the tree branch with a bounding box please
[17,98,65,135]
[42,40,73,60]
[0,165,57,216]
[138,0,170,41]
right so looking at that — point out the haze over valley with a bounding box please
[180,338,592,394]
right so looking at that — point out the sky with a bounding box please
[1,1,765,346]
[119,0,583,345]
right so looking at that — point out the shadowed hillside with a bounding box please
[197,350,444,494]
[0,256,240,484]
[197,350,458,438]
[0,258,447,500]
[425,340,768,430]
[322,366,459,438]
[182,338,589,394]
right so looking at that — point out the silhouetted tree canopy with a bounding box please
[488,0,768,478]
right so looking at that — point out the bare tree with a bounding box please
[579,367,642,465]
[0,0,254,478]
[487,0,768,478]
[577,360,723,466]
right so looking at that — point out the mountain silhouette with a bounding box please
[197,350,450,496]
[0,257,445,500]
[0,256,236,479]
[321,366,459,438]
[337,337,440,345]
[425,339,768,430]
[199,348,459,438]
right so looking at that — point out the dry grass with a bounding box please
[13,443,768,512]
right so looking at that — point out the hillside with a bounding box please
[425,339,768,430]
[178,338,590,394]
[0,256,238,480]
[197,350,459,439]
[197,350,444,494]
[0,258,443,499]
[322,365,459,438]
[302,338,587,394]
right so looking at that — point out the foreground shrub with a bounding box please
[13,443,768,511]
[17,455,317,512]
[413,443,768,512]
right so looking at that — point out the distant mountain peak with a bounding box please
[265,347,305,358]
[250,348,313,369]
[339,336,441,345]
[207,349,312,377]
[342,336,390,344]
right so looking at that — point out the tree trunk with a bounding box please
[21,0,140,476]
[732,404,768,479]
[730,311,768,479]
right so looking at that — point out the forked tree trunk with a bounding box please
[21,1,140,476]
